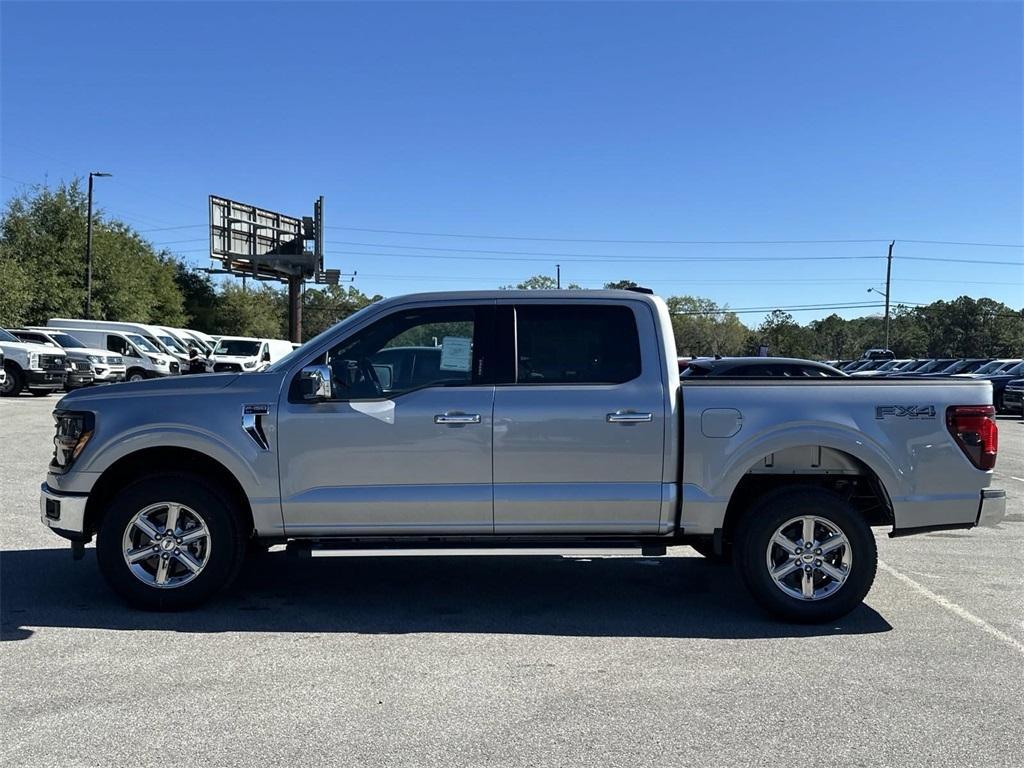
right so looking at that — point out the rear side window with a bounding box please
[514,305,641,384]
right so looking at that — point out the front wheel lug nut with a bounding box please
[161,553,169,560]
[175,538,182,545]
[815,559,822,566]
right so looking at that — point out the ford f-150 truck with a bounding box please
[39,290,1006,621]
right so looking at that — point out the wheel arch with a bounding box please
[720,445,894,546]
[84,447,255,538]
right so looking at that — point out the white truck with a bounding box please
[38,290,1005,620]
[0,328,68,396]
[14,328,127,384]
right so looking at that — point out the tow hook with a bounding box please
[71,541,85,561]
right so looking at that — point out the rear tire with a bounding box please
[0,363,23,396]
[96,473,247,610]
[733,487,876,623]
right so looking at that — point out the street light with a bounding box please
[85,171,112,319]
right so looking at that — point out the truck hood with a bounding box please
[63,347,121,360]
[57,372,241,407]
[0,340,67,356]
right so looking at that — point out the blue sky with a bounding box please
[2,1,1022,325]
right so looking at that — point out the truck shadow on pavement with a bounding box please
[1,548,892,641]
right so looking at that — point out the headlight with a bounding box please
[51,411,95,472]
[242,360,256,369]
[149,356,167,366]
[29,352,39,369]
[88,355,102,363]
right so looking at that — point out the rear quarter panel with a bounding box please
[679,378,996,534]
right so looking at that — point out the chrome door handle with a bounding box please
[607,410,653,424]
[434,413,481,425]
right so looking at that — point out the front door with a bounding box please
[492,301,667,534]
[277,303,496,536]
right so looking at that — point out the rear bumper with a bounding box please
[40,483,89,542]
[890,488,1005,537]
[977,488,1006,528]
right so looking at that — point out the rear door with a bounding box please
[492,300,666,534]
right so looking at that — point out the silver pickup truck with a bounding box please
[39,290,1006,621]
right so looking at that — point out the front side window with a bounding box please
[313,306,485,400]
[513,305,641,384]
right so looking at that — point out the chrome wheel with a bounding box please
[766,515,851,601]
[122,502,211,589]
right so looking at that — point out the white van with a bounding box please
[47,327,180,381]
[209,336,294,373]
[48,319,189,363]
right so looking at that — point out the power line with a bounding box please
[324,225,1024,249]
[325,225,891,245]
[325,248,884,264]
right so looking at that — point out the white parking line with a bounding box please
[1010,476,1024,484]
[878,560,1024,658]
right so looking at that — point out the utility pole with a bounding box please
[85,171,112,318]
[556,264,561,289]
[884,240,894,350]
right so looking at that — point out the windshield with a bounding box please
[127,334,159,354]
[974,360,1009,375]
[1002,362,1024,376]
[874,360,903,371]
[214,339,262,357]
[915,359,956,374]
[50,332,86,349]
[159,335,187,353]
[0,329,19,342]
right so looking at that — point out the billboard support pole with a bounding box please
[288,274,302,343]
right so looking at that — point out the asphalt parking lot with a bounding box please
[1,394,1022,768]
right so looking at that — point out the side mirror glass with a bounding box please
[299,364,333,401]
[262,351,271,361]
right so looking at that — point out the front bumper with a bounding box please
[977,489,1006,528]
[25,370,67,390]
[92,366,127,382]
[40,483,89,541]
[65,372,95,388]
[1003,390,1022,412]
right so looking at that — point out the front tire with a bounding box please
[0,363,23,396]
[96,474,247,610]
[733,487,877,622]
[126,368,147,383]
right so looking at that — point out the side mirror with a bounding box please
[262,351,271,362]
[299,364,333,401]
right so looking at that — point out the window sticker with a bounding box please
[439,336,472,371]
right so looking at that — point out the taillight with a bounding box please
[946,405,998,470]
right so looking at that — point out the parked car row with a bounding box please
[824,356,1024,412]
[0,319,295,397]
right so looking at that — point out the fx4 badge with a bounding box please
[875,405,936,420]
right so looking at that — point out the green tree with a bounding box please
[604,279,639,290]
[754,309,812,357]
[0,179,188,326]
[502,274,582,290]
[302,285,379,340]
[174,262,220,333]
[666,296,748,357]
[214,283,285,338]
